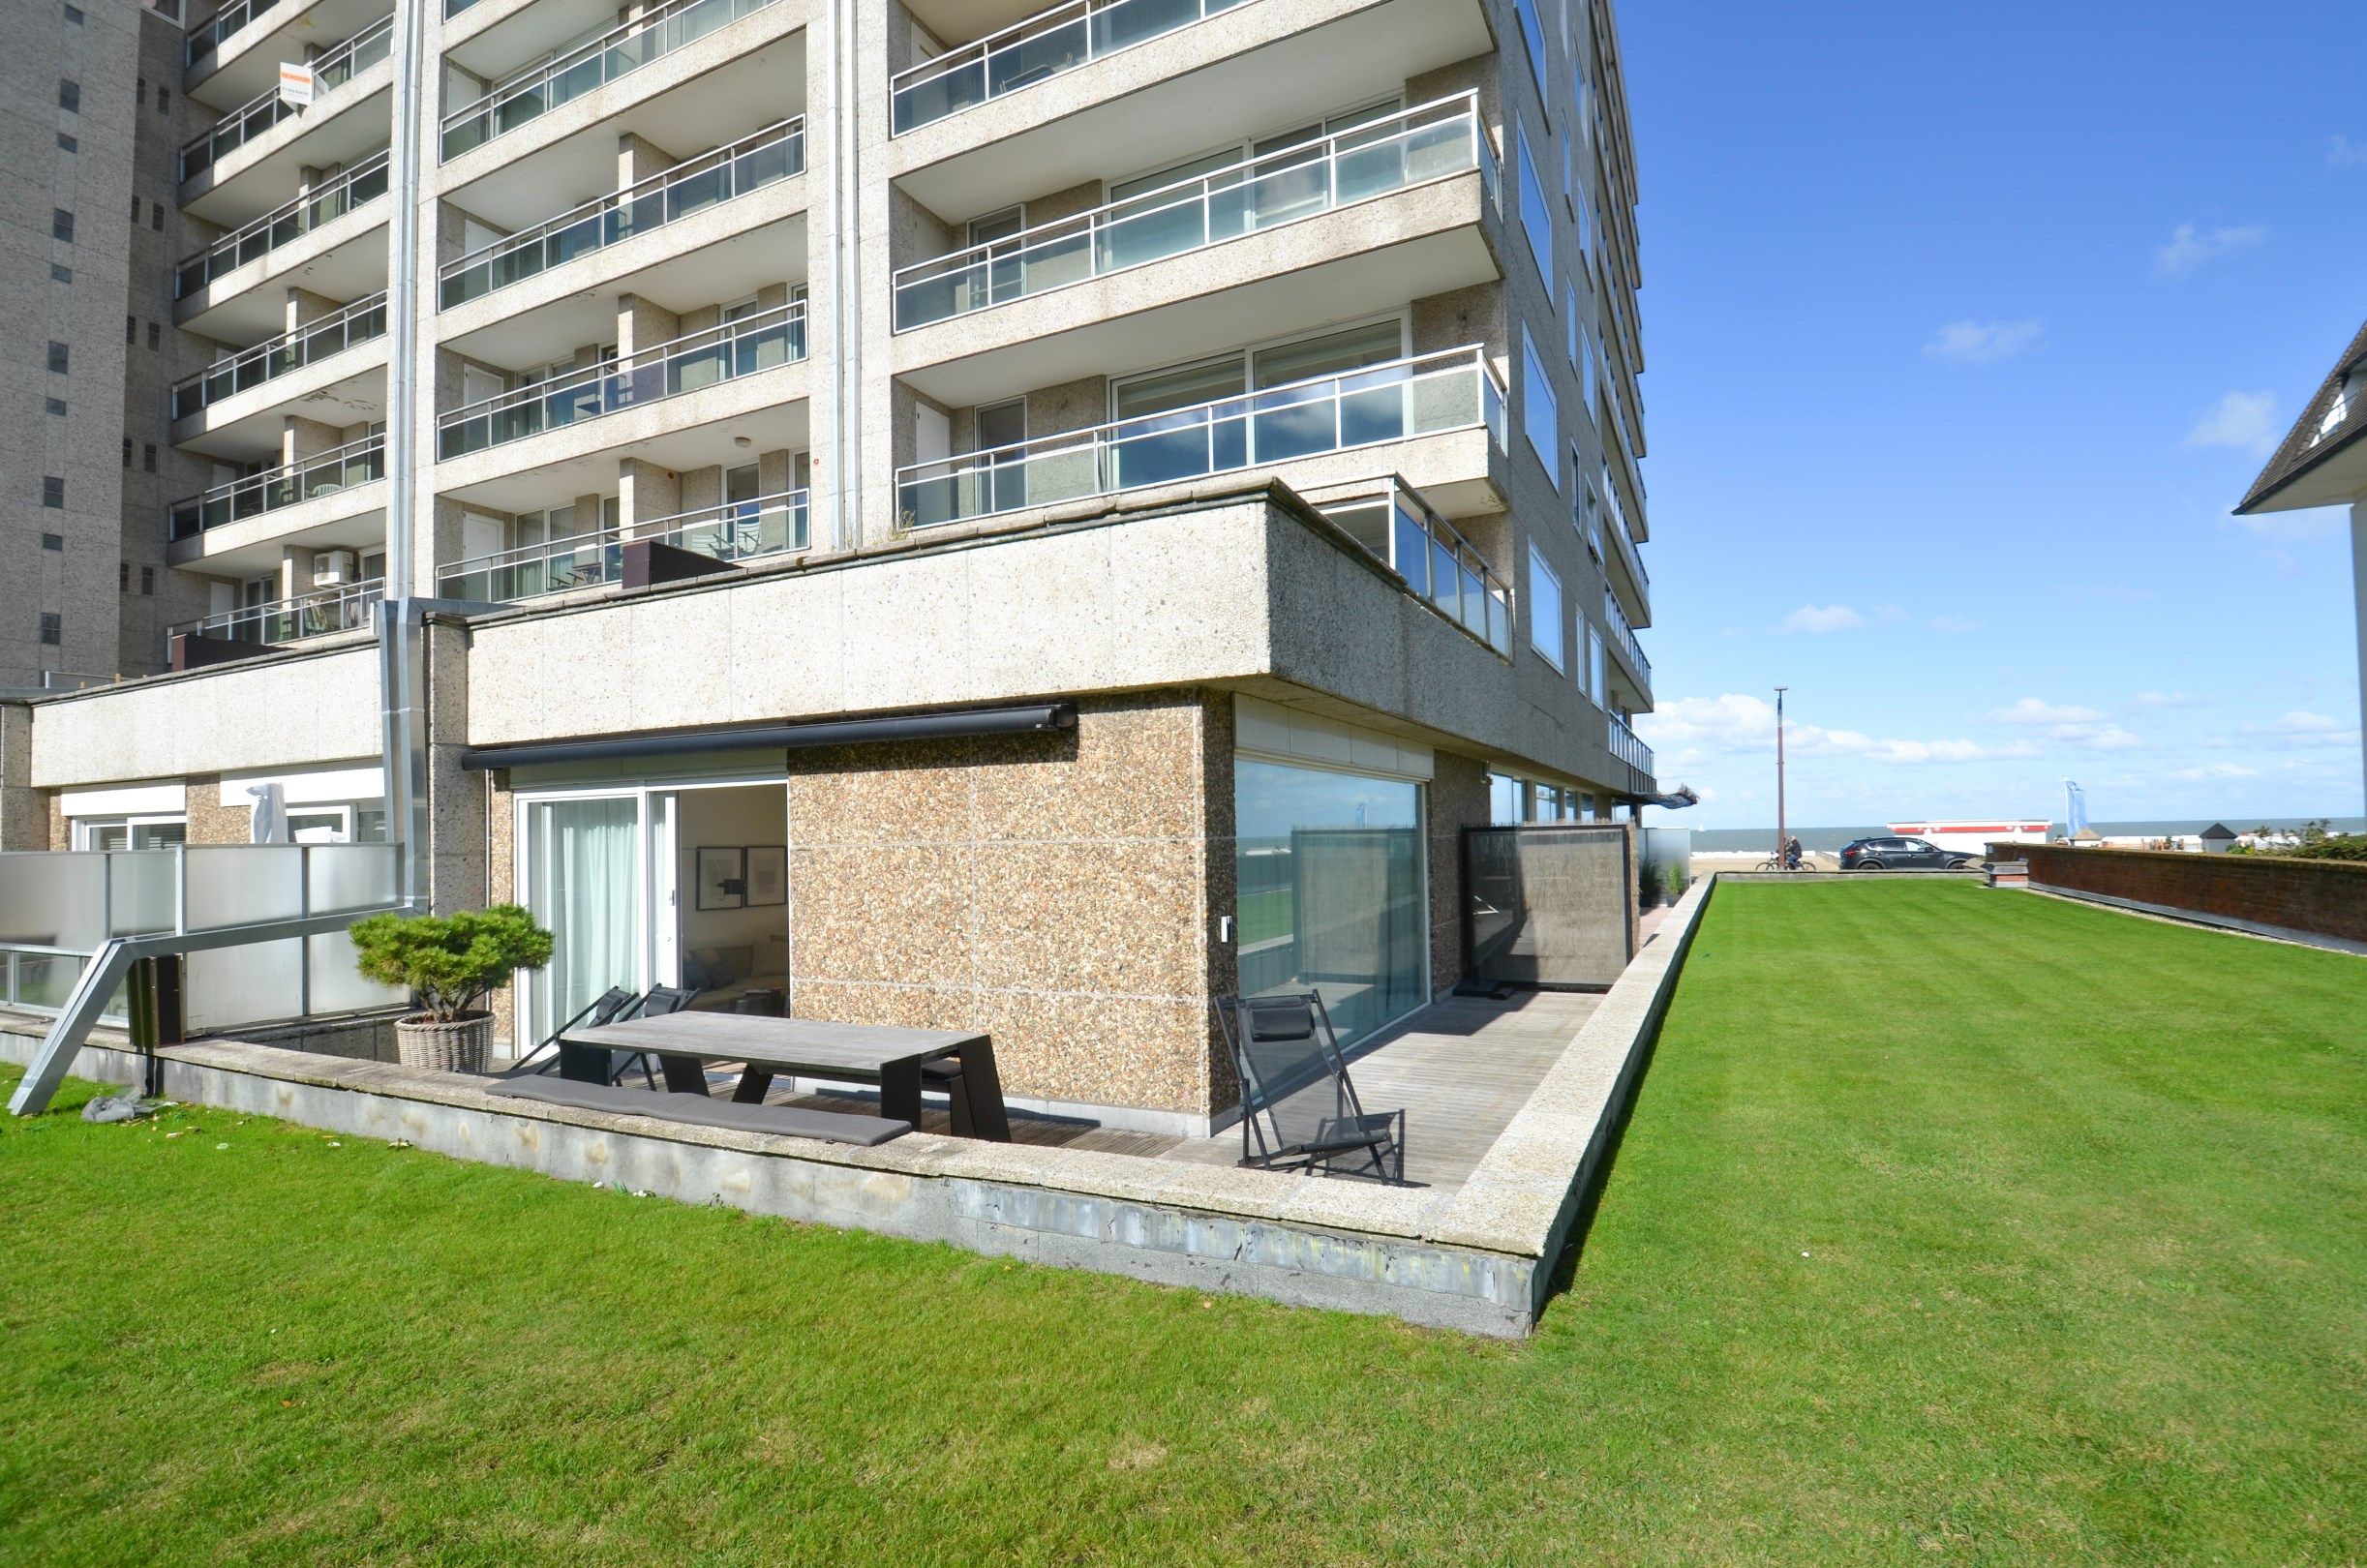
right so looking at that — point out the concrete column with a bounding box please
[757,448,793,495]
[282,414,344,465]
[2353,500,2367,816]
[276,546,318,602]
[422,620,486,920]
[619,459,680,534]
[0,703,42,852]
[570,491,606,537]
[285,286,343,332]
[678,466,723,512]
[618,131,675,190]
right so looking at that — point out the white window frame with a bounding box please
[1521,329,1560,489]
[1588,624,1607,705]
[1516,122,1552,284]
[1528,542,1566,672]
[1107,313,1410,419]
[71,813,187,851]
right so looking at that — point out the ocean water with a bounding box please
[1684,817,2367,854]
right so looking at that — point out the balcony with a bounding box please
[895,96,1486,332]
[168,434,384,543]
[438,491,811,604]
[179,15,391,219]
[893,0,1248,136]
[184,0,393,106]
[896,344,1502,529]
[442,0,782,160]
[1601,588,1650,704]
[173,153,389,338]
[167,579,384,652]
[438,304,804,460]
[1319,481,1511,655]
[169,293,386,448]
[1608,712,1654,783]
[892,0,1490,223]
[440,119,804,312]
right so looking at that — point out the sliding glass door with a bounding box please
[524,795,642,1041]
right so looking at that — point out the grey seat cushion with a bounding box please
[488,1075,911,1147]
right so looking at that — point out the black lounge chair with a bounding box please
[501,985,641,1079]
[622,985,702,1093]
[1214,992,1405,1183]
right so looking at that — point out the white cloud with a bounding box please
[2184,391,2280,457]
[1924,319,2044,365]
[2175,763,2257,781]
[2155,223,2267,277]
[1927,615,1981,635]
[2238,710,2363,749]
[2131,691,2208,709]
[1777,604,1866,634]
[1637,693,2036,769]
[1874,604,1909,622]
[1989,698,2104,725]
[2329,135,2367,168]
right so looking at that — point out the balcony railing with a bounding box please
[1320,481,1511,655]
[174,151,390,300]
[437,491,810,603]
[1609,712,1653,777]
[169,434,385,540]
[440,0,784,161]
[440,119,804,308]
[437,303,806,460]
[1602,588,1649,689]
[178,15,393,182]
[897,344,1503,529]
[168,579,384,648]
[891,0,1250,136]
[893,94,1488,329]
[184,0,290,67]
[170,292,386,421]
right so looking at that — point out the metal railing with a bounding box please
[178,15,394,181]
[1608,712,1653,777]
[437,302,806,459]
[440,0,783,160]
[184,0,291,66]
[440,120,803,308]
[0,843,402,1040]
[1319,482,1511,655]
[897,344,1504,529]
[168,434,385,540]
[170,292,387,421]
[436,490,809,602]
[174,151,390,299]
[894,95,1489,329]
[167,579,384,648]
[891,0,1250,135]
[1601,588,1649,689]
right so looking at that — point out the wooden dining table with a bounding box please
[556,1010,1012,1141]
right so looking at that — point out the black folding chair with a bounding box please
[1213,992,1405,1183]
[623,985,703,1094]
[499,986,641,1079]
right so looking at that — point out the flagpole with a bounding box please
[1775,686,1788,871]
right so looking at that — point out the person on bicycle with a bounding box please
[1784,834,1805,871]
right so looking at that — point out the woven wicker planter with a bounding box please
[393,1012,494,1073]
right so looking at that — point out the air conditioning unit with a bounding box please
[312,549,358,587]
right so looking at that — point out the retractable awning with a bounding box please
[457,703,1077,771]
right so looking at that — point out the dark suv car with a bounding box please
[1839,835,1979,871]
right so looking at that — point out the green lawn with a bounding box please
[3,882,2361,1565]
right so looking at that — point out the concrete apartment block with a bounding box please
[0,0,1660,1133]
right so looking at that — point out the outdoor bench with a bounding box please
[487,1074,913,1146]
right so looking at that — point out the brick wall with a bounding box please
[2016,844,2367,945]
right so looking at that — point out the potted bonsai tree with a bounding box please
[349,904,554,1072]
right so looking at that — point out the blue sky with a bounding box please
[1621,1,2366,829]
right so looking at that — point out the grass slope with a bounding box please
[2,882,2360,1565]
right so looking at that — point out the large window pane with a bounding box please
[526,797,642,1040]
[1233,759,1426,1047]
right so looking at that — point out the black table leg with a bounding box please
[879,1059,925,1128]
[558,1041,606,1084]
[731,1066,774,1104]
[950,1040,1011,1142]
[656,1052,712,1097]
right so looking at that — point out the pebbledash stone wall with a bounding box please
[2014,844,2367,947]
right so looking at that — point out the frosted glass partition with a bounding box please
[108,851,180,937]
[187,941,306,1030]
[307,932,405,1014]
[308,844,400,914]
[183,845,307,929]
[0,852,110,949]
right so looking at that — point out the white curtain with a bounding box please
[528,797,639,1040]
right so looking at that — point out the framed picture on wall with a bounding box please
[744,845,786,907]
[695,846,745,910]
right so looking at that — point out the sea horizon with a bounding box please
[1671,816,2367,854]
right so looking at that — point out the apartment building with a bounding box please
[2,0,210,692]
[0,0,1659,1135]
[2234,317,2367,810]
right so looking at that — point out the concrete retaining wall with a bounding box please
[2012,843,2367,952]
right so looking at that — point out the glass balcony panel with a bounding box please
[1097,198,1208,273]
[1337,382,1409,448]
[1392,504,1430,596]
[1250,388,1339,464]
[15,953,85,1010]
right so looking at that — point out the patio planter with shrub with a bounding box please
[349,905,554,1072]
